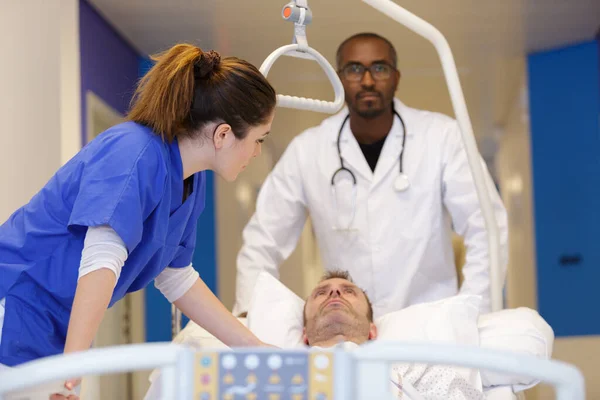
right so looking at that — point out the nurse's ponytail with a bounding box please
[127,43,276,143]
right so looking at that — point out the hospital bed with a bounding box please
[0,340,585,400]
[139,269,565,399]
[143,298,561,399]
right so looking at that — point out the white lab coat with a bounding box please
[234,99,508,316]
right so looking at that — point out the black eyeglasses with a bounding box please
[339,62,395,82]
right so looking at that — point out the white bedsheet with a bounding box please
[391,363,485,400]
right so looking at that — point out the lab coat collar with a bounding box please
[328,98,415,185]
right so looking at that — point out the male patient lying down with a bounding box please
[301,270,484,400]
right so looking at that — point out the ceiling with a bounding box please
[88,0,599,157]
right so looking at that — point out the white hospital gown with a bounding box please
[319,342,484,400]
[391,363,485,400]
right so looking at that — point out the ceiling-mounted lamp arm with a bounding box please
[260,0,345,114]
[282,0,312,55]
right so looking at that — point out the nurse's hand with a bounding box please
[49,377,80,400]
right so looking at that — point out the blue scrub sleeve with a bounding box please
[68,138,167,253]
[169,223,197,268]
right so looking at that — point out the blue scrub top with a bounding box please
[0,122,206,366]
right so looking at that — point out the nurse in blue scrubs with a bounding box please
[0,44,276,396]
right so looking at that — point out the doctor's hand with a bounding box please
[49,377,80,400]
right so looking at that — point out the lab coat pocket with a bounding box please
[329,178,357,232]
[392,184,435,239]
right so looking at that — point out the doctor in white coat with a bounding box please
[234,32,508,317]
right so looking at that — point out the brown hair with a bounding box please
[303,270,374,324]
[127,43,276,142]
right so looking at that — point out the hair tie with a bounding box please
[194,50,221,79]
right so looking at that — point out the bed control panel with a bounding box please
[194,350,334,400]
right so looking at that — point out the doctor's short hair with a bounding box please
[336,32,398,69]
[127,43,276,143]
[302,270,374,324]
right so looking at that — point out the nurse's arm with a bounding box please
[174,277,265,347]
[441,121,509,313]
[63,225,126,355]
[64,268,116,354]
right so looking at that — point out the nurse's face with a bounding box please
[214,112,275,182]
[338,37,400,119]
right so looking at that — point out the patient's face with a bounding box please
[303,278,377,346]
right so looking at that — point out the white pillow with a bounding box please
[478,307,554,391]
[377,294,481,345]
[247,272,306,348]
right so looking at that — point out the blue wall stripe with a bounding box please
[528,40,600,337]
[192,170,218,295]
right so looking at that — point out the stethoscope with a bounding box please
[330,107,409,232]
[331,108,409,192]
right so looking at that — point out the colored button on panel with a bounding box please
[269,374,281,384]
[246,373,257,384]
[201,373,211,385]
[313,354,330,370]
[222,354,237,370]
[246,393,257,400]
[245,354,260,370]
[222,394,233,400]
[201,356,212,367]
[223,374,234,385]
[292,394,305,400]
[267,354,283,370]
[268,394,281,400]
[292,374,304,384]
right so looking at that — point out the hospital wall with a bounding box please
[497,39,600,399]
[0,0,80,223]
